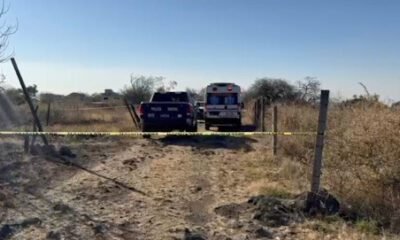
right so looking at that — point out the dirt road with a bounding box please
[0,133,275,240]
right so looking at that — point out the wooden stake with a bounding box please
[124,99,139,129]
[11,58,48,146]
[256,98,261,130]
[311,90,330,193]
[261,98,265,132]
[130,104,140,126]
[272,105,278,155]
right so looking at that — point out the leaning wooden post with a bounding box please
[260,98,265,132]
[124,98,139,129]
[130,104,141,126]
[272,105,278,155]
[11,58,48,146]
[310,90,330,194]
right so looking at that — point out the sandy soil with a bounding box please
[0,132,272,240]
[0,132,373,240]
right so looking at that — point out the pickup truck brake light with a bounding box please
[186,104,193,115]
[139,105,144,116]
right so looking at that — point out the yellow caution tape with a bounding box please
[0,131,317,136]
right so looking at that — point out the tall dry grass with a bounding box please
[15,102,138,132]
[267,102,400,232]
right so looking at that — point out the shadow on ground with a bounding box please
[159,124,258,151]
[240,124,257,132]
[159,135,257,151]
[0,140,146,239]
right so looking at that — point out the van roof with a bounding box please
[207,82,238,86]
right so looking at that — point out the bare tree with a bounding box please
[186,87,205,101]
[157,80,177,92]
[0,0,17,92]
[0,0,17,63]
[121,75,165,104]
[297,76,321,103]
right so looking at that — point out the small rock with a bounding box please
[184,228,206,240]
[20,218,41,228]
[254,227,273,239]
[215,203,243,219]
[93,224,107,235]
[46,231,62,240]
[228,219,244,229]
[59,146,76,158]
[53,203,71,214]
[302,190,340,216]
[249,196,294,227]
[190,186,202,193]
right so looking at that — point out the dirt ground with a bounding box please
[0,130,381,240]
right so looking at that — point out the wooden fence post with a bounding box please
[257,98,262,130]
[253,100,258,127]
[261,98,265,132]
[11,58,48,146]
[130,104,140,125]
[272,105,278,155]
[124,99,139,129]
[310,90,330,194]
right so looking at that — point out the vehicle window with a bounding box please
[152,93,188,102]
[207,93,238,105]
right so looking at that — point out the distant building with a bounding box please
[102,89,121,101]
[65,92,89,102]
[39,93,64,103]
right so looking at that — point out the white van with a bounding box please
[204,83,242,130]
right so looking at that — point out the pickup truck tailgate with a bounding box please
[140,102,189,122]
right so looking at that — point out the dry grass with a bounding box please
[17,102,138,132]
[240,101,400,238]
[261,102,400,233]
[7,99,400,238]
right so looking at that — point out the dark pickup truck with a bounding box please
[139,91,198,132]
